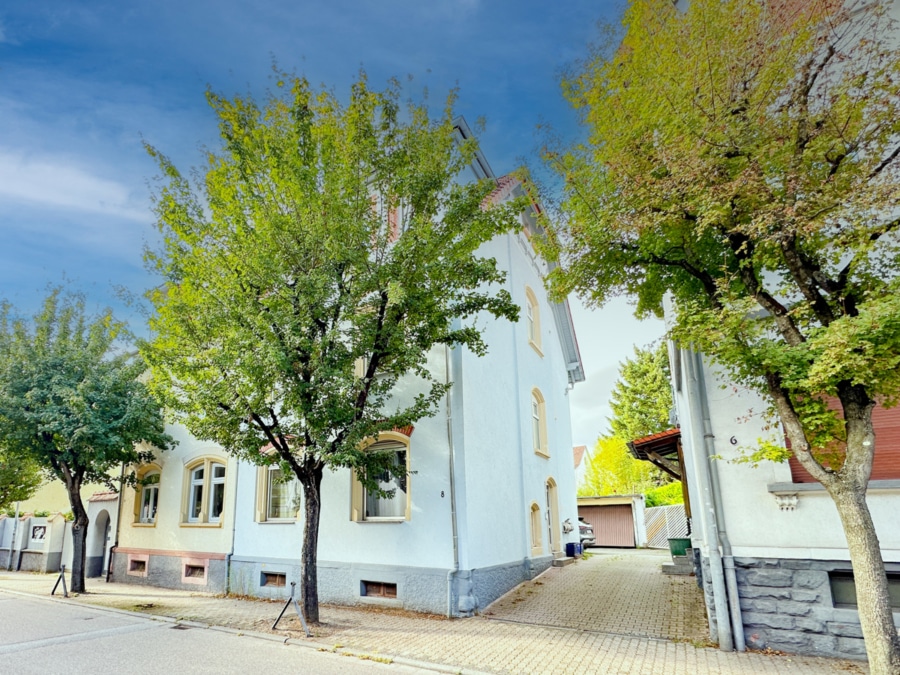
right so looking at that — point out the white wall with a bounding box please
[673,345,900,562]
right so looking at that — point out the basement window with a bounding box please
[362,581,397,598]
[129,559,146,574]
[829,571,900,610]
[185,564,206,579]
[261,572,286,587]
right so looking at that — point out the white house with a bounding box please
[669,339,900,660]
[111,124,586,616]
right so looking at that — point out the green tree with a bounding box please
[0,291,172,592]
[545,0,900,669]
[578,435,659,496]
[142,75,520,623]
[0,447,42,512]
[609,344,673,442]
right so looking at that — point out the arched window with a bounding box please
[139,472,160,524]
[133,464,161,526]
[530,502,543,556]
[524,286,542,355]
[531,388,549,457]
[182,457,228,526]
[351,432,411,522]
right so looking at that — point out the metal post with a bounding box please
[52,564,68,598]
[271,581,310,637]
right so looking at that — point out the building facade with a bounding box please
[111,134,586,616]
[670,340,900,660]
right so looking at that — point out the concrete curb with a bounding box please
[0,586,484,674]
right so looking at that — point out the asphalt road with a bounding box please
[0,593,433,675]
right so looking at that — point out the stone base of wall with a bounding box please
[698,555,900,660]
[111,549,227,593]
[19,550,49,573]
[228,556,546,617]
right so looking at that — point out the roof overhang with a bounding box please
[628,428,682,480]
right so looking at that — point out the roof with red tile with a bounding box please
[573,445,587,469]
[88,491,119,502]
[628,428,681,460]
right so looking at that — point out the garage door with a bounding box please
[579,505,635,548]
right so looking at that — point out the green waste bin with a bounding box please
[668,537,692,558]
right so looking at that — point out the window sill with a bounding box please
[180,522,224,528]
[534,449,550,459]
[132,522,157,528]
[528,340,544,357]
[355,517,408,524]
[767,479,900,511]
[258,519,298,524]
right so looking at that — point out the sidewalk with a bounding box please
[0,561,867,675]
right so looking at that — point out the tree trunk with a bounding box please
[770,381,900,672]
[299,463,324,624]
[829,478,900,674]
[66,478,89,594]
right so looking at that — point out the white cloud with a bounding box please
[0,149,151,223]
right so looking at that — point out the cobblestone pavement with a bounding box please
[485,549,709,643]
[0,555,868,675]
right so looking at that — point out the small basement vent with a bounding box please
[129,559,146,573]
[184,564,206,579]
[362,581,397,598]
[261,572,286,587]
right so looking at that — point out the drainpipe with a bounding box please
[107,463,126,582]
[684,348,734,651]
[445,344,460,618]
[225,459,239,595]
[694,352,746,651]
[7,502,20,572]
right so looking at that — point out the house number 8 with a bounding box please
[441,491,445,498]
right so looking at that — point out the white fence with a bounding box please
[644,504,688,549]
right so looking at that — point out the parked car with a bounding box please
[578,518,595,548]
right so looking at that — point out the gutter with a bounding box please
[445,344,460,618]
[694,351,746,651]
[684,348,734,651]
[225,459,240,595]
[106,462,126,582]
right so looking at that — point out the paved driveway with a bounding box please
[0,563,867,674]
[485,548,709,643]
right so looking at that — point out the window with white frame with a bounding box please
[351,434,411,522]
[210,463,226,522]
[531,388,549,457]
[139,471,160,524]
[257,465,300,522]
[524,286,542,354]
[183,458,227,525]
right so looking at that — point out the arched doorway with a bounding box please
[87,510,110,578]
[545,478,561,555]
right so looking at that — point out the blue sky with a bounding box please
[0,0,663,447]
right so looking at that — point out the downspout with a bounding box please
[695,352,746,651]
[225,459,240,595]
[445,344,460,618]
[684,347,734,651]
[7,501,20,572]
[106,462,126,582]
